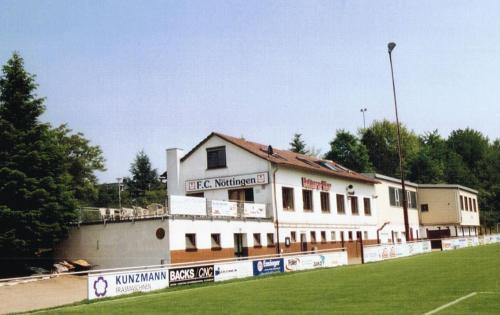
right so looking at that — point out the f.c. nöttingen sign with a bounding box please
[185,172,268,192]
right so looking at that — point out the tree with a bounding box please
[289,133,308,154]
[408,130,446,183]
[360,120,420,178]
[0,53,77,275]
[447,128,489,171]
[126,150,161,198]
[51,124,105,205]
[324,130,372,172]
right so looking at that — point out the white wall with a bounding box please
[372,179,420,241]
[54,220,170,269]
[274,167,378,239]
[169,219,275,250]
[178,135,273,205]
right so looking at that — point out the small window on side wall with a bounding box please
[267,233,275,247]
[253,233,261,247]
[185,234,197,250]
[421,204,429,212]
[211,233,221,249]
[206,146,226,169]
[291,231,297,243]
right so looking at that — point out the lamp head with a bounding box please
[388,42,396,53]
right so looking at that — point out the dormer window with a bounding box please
[207,146,226,169]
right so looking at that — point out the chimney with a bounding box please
[166,148,184,196]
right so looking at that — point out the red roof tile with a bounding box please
[181,132,379,184]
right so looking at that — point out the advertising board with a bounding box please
[214,261,253,282]
[284,251,348,272]
[211,200,238,217]
[363,240,432,263]
[252,258,284,276]
[168,265,214,286]
[169,195,207,216]
[243,203,267,218]
[88,268,168,300]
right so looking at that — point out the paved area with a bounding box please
[0,275,87,314]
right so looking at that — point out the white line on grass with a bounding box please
[423,292,477,315]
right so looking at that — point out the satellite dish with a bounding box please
[346,184,355,195]
[267,145,274,156]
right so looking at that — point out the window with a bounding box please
[460,196,464,210]
[211,233,221,249]
[267,233,275,247]
[282,187,295,210]
[302,189,313,211]
[320,192,330,212]
[206,146,226,169]
[185,234,197,250]
[228,188,254,202]
[408,191,417,209]
[336,194,345,214]
[473,199,477,212]
[465,197,469,211]
[187,192,204,198]
[363,198,371,215]
[321,231,327,243]
[253,233,261,247]
[468,198,473,212]
[331,231,336,241]
[351,196,359,215]
[364,231,368,240]
[291,231,297,243]
[421,204,429,212]
[348,231,353,241]
[310,231,317,243]
[389,187,400,206]
[340,231,345,241]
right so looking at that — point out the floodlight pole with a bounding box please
[360,108,367,129]
[388,42,411,242]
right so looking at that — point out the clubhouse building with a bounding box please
[55,132,481,269]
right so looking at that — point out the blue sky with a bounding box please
[1,1,499,182]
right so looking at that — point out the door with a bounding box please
[300,233,308,252]
[234,233,248,257]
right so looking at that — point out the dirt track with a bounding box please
[0,275,87,314]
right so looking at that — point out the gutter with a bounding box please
[272,163,281,254]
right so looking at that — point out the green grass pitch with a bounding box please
[34,243,500,314]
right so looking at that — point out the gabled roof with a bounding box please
[181,132,379,184]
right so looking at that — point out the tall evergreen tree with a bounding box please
[0,53,77,275]
[126,150,161,197]
[289,133,308,154]
[324,130,372,172]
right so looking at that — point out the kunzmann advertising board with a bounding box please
[252,258,284,276]
[185,172,269,192]
[169,265,214,286]
[88,268,168,300]
[214,261,253,282]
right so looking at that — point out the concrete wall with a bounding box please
[54,219,170,269]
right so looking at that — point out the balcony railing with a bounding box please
[76,196,272,224]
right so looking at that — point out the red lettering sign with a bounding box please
[301,177,332,191]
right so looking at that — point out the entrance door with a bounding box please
[300,233,308,252]
[234,233,248,258]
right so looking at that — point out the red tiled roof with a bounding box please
[181,132,379,184]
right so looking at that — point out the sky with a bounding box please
[1,1,500,183]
